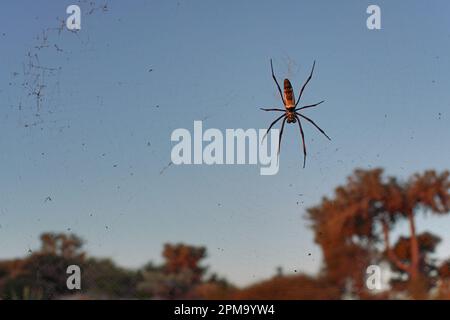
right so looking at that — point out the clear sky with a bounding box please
[0,0,449,286]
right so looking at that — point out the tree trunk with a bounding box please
[407,210,420,281]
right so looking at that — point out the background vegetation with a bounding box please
[1,168,449,300]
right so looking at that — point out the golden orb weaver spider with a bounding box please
[261,59,331,168]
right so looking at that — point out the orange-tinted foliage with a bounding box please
[232,275,340,300]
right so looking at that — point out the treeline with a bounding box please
[0,233,234,300]
[1,168,450,300]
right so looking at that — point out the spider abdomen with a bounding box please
[283,79,295,107]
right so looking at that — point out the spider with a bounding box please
[261,59,331,168]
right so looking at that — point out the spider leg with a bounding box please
[277,117,287,156]
[296,112,331,141]
[262,114,285,142]
[260,108,285,112]
[295,100,325,112]
[270,59,286,106]
[295,61,316,108]
[295,115,307,168]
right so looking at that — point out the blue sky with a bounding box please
[0,0,449,286]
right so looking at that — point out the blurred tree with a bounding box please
[40,232,85,260]
[82,258,140,299]
[138,243,207,299]
[439,260,450,279]
[162,243,207,283]
[437,260,450,299]
[0,253,83,299]
[308,169,450,299]
[0,232,86,299]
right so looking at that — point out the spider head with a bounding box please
[286,111,297,123]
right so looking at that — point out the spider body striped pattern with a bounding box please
[283,79,296,123]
